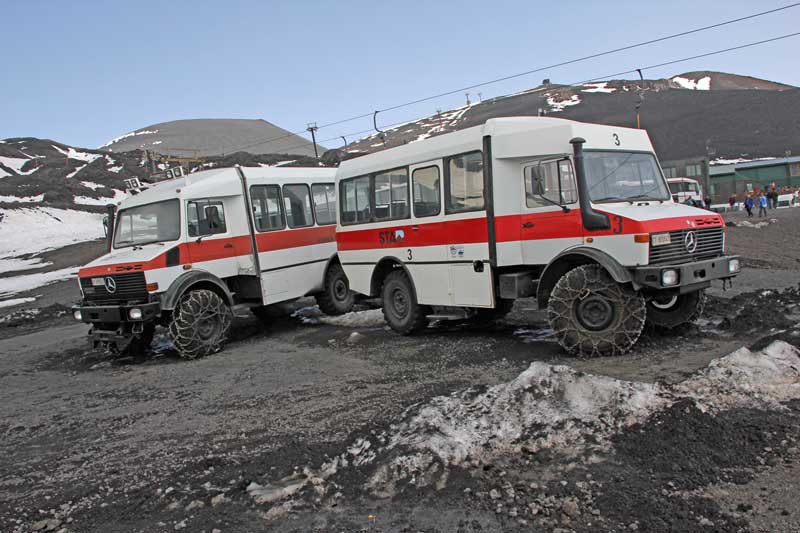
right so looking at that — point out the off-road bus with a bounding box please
[72,166,354,358]
[335,117,740,356]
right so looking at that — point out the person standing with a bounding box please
[758,193,768,217]
[728,193,736,210]
[744,194,754,217]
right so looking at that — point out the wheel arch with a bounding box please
[370,256,417,299]
[161,270,235,310]
[536,247,632,309]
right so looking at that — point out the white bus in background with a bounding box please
[335,117,740,357]
[667,177,703,204]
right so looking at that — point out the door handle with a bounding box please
[411,225,419,231]
[224,243,234,249]
[522,222,535,228]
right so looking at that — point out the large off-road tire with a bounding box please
[315,262,355,316]
[474,298,515,323]
[169,289,232,359]
[646,290,706,330]
[381,269,429,335]
[547,265,646,357]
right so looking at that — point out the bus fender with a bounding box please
[161,270,235,310]
[536,247,633,309]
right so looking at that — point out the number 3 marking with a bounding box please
[407,249,413,260]
[612,133,620,146]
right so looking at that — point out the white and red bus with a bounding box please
[667,177,704,204]
[72,166,354,358]
[336,117,740,356]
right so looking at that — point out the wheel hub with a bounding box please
[197,317,217,340]
[392,288,408,317]
[333,279,348,300]
[575,295,615,331]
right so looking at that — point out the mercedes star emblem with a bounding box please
[104,277,117,293]
[684,231,698,253]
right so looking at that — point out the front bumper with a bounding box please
[72,301,161,324]
[632,255,740,293]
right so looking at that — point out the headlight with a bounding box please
[129,308,143,320]
[661,269,679,287]
[73,309,82,321]
[728,258,741,273]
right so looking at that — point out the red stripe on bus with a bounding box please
[78,226,336,278]
[336,218,488,251]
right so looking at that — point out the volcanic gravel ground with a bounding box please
[2,213,800,531]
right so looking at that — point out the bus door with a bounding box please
[185,197,249,279]
[443,151,494,307]
[520,158,583,265]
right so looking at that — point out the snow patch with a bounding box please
[0,297,36,309]
[546,93,581,112]
[0,267,78,297]
[292,306,385,328]
[65,164,87,178]
[0,257,51,274]
[80,181,104,190]
[0,207,104,259]
[99,129,159,149]
[710,156,777,166]
[74,189,127,205]
[581,82,616,93]
[0,156,38,175]
[0,194,44,203]
[52,145,102,163]
[672,76,711,90]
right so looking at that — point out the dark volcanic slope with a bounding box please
[337,72,800,162]
[101,118,324,158]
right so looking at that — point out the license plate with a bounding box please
[651,233,671,246]
[91,277,105,286]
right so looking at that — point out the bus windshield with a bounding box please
[113,199,180,248]
[584,151,671,203]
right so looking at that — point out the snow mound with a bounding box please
[98,129,159,149]
[0,156,38,175]
[677,341,800,409]
[672,76,711,90]
[292,306,385,328]
[0,194,44,203]
[249,341,800,503]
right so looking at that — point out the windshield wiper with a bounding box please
[592,196,626,203]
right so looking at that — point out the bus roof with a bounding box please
[337,117,656,180]
[116,166,336,210]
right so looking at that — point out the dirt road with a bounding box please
[1,211,800,532]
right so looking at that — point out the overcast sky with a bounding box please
[2,0,798,149]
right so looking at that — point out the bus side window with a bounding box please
[412,166,440,217]
[340,176,372,224]
[283,184,314,228]
[187,199,227,237]
[311,183,336,225]
[374,167,409,221]
[446,151,484,213]
[250,184,284,231]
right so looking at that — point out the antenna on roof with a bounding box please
[635,68,645,129]
[372,111,386,144]
[306,122,320,160]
